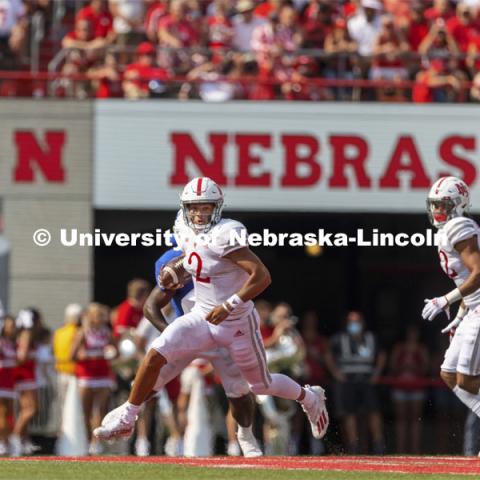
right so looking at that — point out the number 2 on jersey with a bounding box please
[188,252,211,283]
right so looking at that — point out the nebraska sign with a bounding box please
[13,131,66,183]
[169,133,475,189]
[94,102,480,212]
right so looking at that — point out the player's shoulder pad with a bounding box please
[443,216,479,247]
[215,218,246,234]
[210,219,248,256]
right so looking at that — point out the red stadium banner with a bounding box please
[94,102,480,212]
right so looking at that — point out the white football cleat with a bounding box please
[9,435,23,457]
[227,440,241,457]
[88,440,104,456]
[237,428,263,458]
[23,439,41,455]
[301,385,329,440]
[164,436,183,457]
[135,437,150,457]
[0,441,8,456]
[93,403,136,441]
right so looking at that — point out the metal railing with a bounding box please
[30,11,45,73]
[0,69,475,101]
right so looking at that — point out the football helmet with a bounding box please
[180,177,224,232]
[427,176,471,227]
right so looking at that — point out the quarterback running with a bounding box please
[94,177,329,446]
[141,242,261,457]
[423,176,480,426]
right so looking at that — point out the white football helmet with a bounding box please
[180,177,224,232]
[427,176,471,227]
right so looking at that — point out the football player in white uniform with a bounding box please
[143,273,261,457]
[95,177,329,445]
[422,176,480,423]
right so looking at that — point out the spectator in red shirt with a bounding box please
[324,18,358,60]
[123,41,172,99]
[113,278,150,337]
[145,0,168,42]
[446,2,477,53]
[424,0,454,24]
[157,0,200,48]
[275,54,332,101]
[76,0,116,43]
[249,56,277,100]
[254,0,285,19]
[207,0,234,51]
[383,0,411,20]
[255,299,274,342]
[400,2,429,52]
[260,302,299,348]
[467,32,480,75]
[62,18,110,51]
[412,58,461,103]
[87,52,123,98]
[61,18,107,98]
[341,0,359,19]
[371,14,409,80]
[300,310,329,387]
[301,0,335,48]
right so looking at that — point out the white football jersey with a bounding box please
[437,216,480,309]
[175,218,253,320]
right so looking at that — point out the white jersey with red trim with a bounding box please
[437,216,480,309]
[175,217,253,320]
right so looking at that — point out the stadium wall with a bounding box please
[0,100,93,326]
[2,99,480,325]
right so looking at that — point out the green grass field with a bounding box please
[0,461,476,480]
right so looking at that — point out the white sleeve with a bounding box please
[180,365,197,394]
[135,317,151,339]
[444,217,478,248]
[211,220,248,257]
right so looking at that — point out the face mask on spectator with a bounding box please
[347,322,363,336]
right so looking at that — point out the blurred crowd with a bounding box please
[1,0,480,101]
[0,278,475,457]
